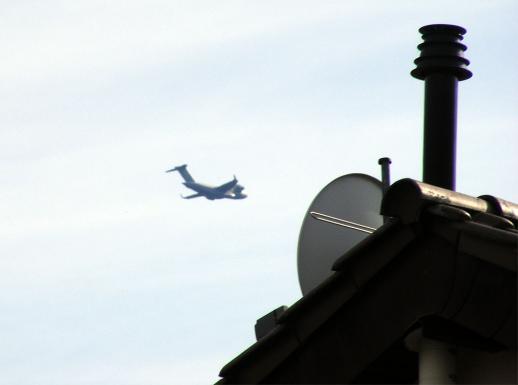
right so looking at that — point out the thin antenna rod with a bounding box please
[310,211,375,234]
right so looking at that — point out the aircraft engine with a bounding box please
[232,184,247,199]
[233,185,244,193]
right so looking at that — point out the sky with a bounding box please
[1,1,517,384]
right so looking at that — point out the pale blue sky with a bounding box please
[1,1,517,384]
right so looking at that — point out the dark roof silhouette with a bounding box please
[216,179,517,384]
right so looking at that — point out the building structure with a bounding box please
[215,25,517,385]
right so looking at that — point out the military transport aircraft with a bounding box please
[166,164,247,200]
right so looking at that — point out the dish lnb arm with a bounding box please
[310,211,376,234]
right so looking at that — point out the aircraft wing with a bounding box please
[181,193,203,199]
[214,177,238,194]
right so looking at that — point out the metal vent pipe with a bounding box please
[411,24,472,191]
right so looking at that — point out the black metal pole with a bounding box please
[378,157,392,224]
[411,24,472,191]
[378,157,392,195]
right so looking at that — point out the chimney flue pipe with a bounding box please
[411,24,472,191]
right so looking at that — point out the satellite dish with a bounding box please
[297,173,383,295]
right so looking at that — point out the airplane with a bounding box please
[165,164,247,200]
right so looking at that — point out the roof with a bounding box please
[216,179,517,384]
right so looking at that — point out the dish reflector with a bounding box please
[297,173,383,295]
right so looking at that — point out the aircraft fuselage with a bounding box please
[183,181,246,200]
[183,182,224,200]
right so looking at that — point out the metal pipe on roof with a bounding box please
[411,24,472,191]
[419,336,457,385]
[378,157,392,224]
[378,157,392,195]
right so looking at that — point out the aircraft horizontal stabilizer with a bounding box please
[165,164,188,173]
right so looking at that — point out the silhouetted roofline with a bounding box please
[217,180,517,384]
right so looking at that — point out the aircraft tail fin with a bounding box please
[165,164,195,183]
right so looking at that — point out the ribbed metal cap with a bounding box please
[411,24,472,80]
